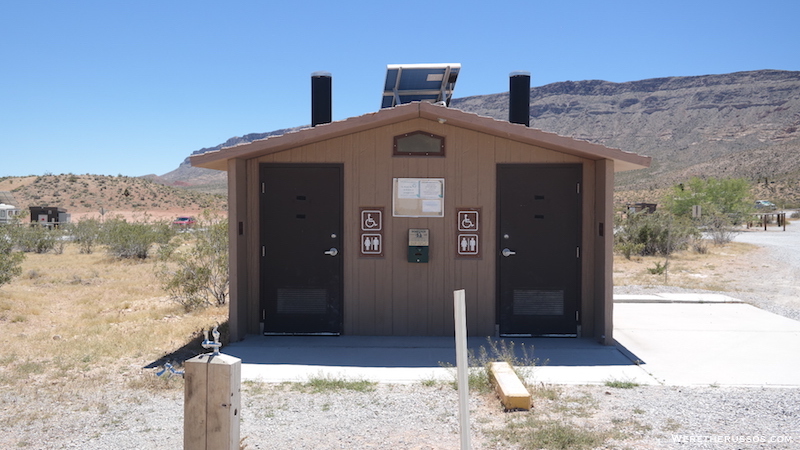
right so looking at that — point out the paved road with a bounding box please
[734,213,800,268]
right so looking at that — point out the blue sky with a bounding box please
[2,0,798,177]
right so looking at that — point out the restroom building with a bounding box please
[191,68,651,344]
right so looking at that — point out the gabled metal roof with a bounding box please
[191,101,651,172]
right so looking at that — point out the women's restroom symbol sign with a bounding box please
[360,208,384,256]
[362,234,382,254]
[458,234,479,255]
[456,209,481,257]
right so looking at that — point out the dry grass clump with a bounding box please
[613,240,759,290]
[0,243,227,399]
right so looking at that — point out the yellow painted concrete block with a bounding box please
[489,361,531,410]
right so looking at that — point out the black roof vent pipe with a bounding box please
[311,71,332,127]
[508,70,531,126]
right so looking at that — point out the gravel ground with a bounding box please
[3,223,799,449]
[2,380,798,449]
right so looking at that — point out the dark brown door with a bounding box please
[260,164,343,334]
[497,164,581,336]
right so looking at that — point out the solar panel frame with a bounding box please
[381,63,461,108]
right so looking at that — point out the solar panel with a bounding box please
[381,63,461,108]
[0,191,18,206]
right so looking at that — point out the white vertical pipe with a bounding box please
[453,289,472,450]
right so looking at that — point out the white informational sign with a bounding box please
[392,178,445,217]
[419,180,443,199]
[421,200,442,213]
[397,179,420,199]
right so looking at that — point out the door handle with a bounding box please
[324,248,339,257]
[501,248,516,257]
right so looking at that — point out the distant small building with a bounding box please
[0,191,20,224]
[627,203,657,214]
[0,203,20,224]
[29,206,70,227]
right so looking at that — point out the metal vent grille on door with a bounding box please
[513,290,564,316]
[277,288,328,314]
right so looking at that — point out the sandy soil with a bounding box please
[614,220,800,321]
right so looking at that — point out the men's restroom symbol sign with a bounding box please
[458,211,479,231]
[361,210,382,231]
[362,233,382,254]
[360,207,384,257]
[458,234,479,255]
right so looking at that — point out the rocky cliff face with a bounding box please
[452,70,800,189]
[158,70,800,200]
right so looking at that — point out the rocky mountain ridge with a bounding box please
[152,69,800,204]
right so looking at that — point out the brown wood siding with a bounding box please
[243,117,600,336]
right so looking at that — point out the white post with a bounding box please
[453,289,472,450]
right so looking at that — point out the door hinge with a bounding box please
[576,182,581,194]
[261,182,265,194]
[262,245,265,257]
[576,246,581,258]
[576,311,580,322]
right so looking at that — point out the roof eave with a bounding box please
[191,101,651,172]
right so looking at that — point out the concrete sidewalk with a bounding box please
[614,301,800,386]
[225,294,800,387]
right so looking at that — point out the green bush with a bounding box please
[156,213,228,310]
[0,227,25,287]
[67,217,102,254]
[663,177,753,220]
[101,217,175,259]
[614,211,699,258]
[9,223,58,254]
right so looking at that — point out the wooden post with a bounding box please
[184,353,241,450]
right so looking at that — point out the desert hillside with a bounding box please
[0,174,226,220]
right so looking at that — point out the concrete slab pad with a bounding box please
[225,295,800,387]
[614,302,800,386]
[615,293,742,303]
[227,335,645,385]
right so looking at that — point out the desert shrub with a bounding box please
[102,217,175,259]
[691,237,709,254]
[68,217,102,254]
[701,213,740,245]
[156,213,228,310]
[10,223,58,254]
[0,227,25,287]
[614,211,699,257]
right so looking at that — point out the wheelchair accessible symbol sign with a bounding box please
[458,210,478,231]
[360,208,384,256]
[361,210,382,231]
[457,209,480,256]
